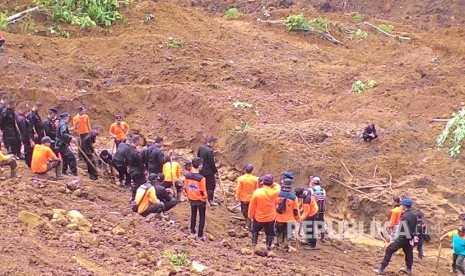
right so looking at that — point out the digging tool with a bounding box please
[76,145,103,178]
[217,172,227,204]
[436,241,442,270]
[94,152,116,184]
[169,155,177,199]
[111,139,116,154]
[226,202,241,213]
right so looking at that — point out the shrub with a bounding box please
[163,250,189,271]
[378,24,395,34]
[49,26,71,38]
[35,0,128,27]
[167,36,183,48]
[353,12,363,23]
[0,12,8,31]
[352,80,378,93]
[350,29,368,39]
[437,108,465,157]
[224,7,241,20]
[284,14,310,31]
[308,17,331,32]
[19,17,36,33]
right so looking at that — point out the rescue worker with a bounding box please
[415,210,430,260]
[73,106,91,160]
[184,160,192,173]
[0,94,9,112]
[248,174,281,250]
[81,130,98,180]
[112,139,131,187]
[142,136,166,174]
[0,149,18,178]
[134,177,164,217]
[162,155,182,200]
[150,173,179,213]
[439,214,465,273]
[275,178,300,251]
[197,136,219,206]
[43,108,58,154]
[109,115,130,149]
[235,163,258,229]
[56,112,77,176]
[98,149,113,171]
[17,102,34,168]
[184,157,208,240]
[295,187,319,250]
[282,171,294,181]
[311,177,327,242]
[128,135,146,199]
[27,102,45,144]
[374,198,418,275]
[0,99,21,157]
[389,196,402,243]
[363,123,378,142]
[31,136,63,179]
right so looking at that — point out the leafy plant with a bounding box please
[19,17,36,33]
[167,36,183,49]
[144,13,155,24]
[350,29,368,39]
[232,101,253,109]
[353,13,363,23]
[437,108,465,157]
[0,12,8,31]
[35,0,128,27]
[163,250,189,271]
[224,7,242,20]
[284,14,310,31]
[378,24,394,34]
[308,17,331,32]
[48,26,70,38]
[352,80,378,93]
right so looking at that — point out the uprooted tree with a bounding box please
[436,108,465,157]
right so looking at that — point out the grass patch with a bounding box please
[353,12,363,23]
[378,24,395,34]
[224,8,242,20]
[352,80,378,93]
[163,250,189,271]
[167,36,183,49]
[0,12,8,31]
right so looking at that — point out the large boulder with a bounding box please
[18,211,45,228]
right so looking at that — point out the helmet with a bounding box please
[401,198,413,207]
[282,178,293,188]
[282,171,294,180]
[311,177,321,184]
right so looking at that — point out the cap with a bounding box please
[49,108,58,114]
[401,198,413,207]
[148,173,157,182]
[115,115,122,120]
[78,106,85,112]
[311,177,321,184]
[41,136,54,144]
[282,178,293,188]
[262,174,273,185]
[283,171,294,179]
[35,101,43,107]
[60,112,70,119]
[245,163,254,173]
[206,136,217,143]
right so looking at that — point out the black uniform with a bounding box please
[112,142,131,187]
[363,124,378,142]
[17,112,34,167]
[128,146,146,199]
[43,116,58,154]
[197,144,218,201]
[27,111,44,144]
[81,132,98,180]
[141,144,165,174]
[55,121,77,175]
[0,108,21,156]
[154,181,178,212]
[380,209,418,271]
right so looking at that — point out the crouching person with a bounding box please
[134,180,165,217]
[149,173,179,214]
[31,136,63,180]
[0,150,18,178]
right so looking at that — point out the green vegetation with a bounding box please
[48,26,70,38]
[163,250,189,271]
[144,13,155,24]
[167,36,183,49]
[350,29,368,39]
[35,0,128,27]
[232,101,253,109]
[284,14,310,31]
[19,17,36,32]
[437,108,465,157]
[0,12,8,31]
[352,80,378,93]
[309,17,331,31]
[224,7,242,20]
[353,12,363,23]
[378,24,395,34]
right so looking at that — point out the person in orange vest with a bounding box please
[109,115,130,149]
[134,179,165,217]
[389,196,402,243]
[184,157,208,240]
[275,178,300,251]
[72,106,91,160]
[235,164,258,230]
[31,136,63,179]
[0,149,18,178]
[162,155,182,200]
[295,187,319,250]
[248,174,281,250]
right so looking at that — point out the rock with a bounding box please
[18,211,45,228]
[237,232,249,238]
[81,233,100,247]
[227,171,236,182]
[131,240,142,247]
[43,200,53,207]
[72,189,82,197]
[206,233,215,241]
[66,223,79,231]
[60,232,82,242]
[139,251,151,261]
[254,244,268,257]
[112,226,126,235]
[153,241,163,249]
[66,210,92,232]
[227,229,237,237]
[240,248,253,255]
[219,239,232,248]
[267,250,277,258]
[191,261,206,274]
[234,262,242,270]
[139,258,149,266]
[66,210,84,220]
[66,180,80,191]
[242,265,255,273]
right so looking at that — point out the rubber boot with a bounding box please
[245,218,252,230]
[252,231,259,245]
[265,235,273,251]
[10,168,17,178]
[55,162,64,180]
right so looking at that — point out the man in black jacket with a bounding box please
[0,94,10,113]
[141,136,166,174]
[197,136,219,205]
[27,102,45,144]
[56,112,77,176]
[81,130,98,180]
[112,139,132,187]
[374,198,418,275]
[17,102,34,168]
[127,135,146,199]
[149,173,178,213]
[0,99,21,157]
[43,108,58,154]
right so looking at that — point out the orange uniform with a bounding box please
[248,183,281,222]
[109,121,130,141]
[275,193,301,223]
[31,144,58,173]
[184,172,207,202]
[135,184,160,214]
[300,194,319,221]
[236,173,258,202]
[163,161,182,182]
[389,205,402,228]
[72,114,90,135]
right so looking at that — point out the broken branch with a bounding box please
[357,184,391,189]
[373,165,378,179]
[356,22,410,41]
[340,160,354,178]
[432,118,451,122]
[7,6,41,24]
[388,173,393,195]
[298,131,311,149]
[330,178,368,195]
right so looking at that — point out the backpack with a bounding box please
[276,196,288,214]
[313,186,326,213]
[130,184,151,213]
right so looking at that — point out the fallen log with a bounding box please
[330,178,368,195]
[340,160,354,178]
[7,6,41,24]
[357,184,391,189]
[298,131,311,149]
[356,22,410,42]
